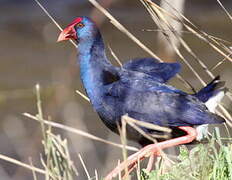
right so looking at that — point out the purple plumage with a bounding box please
[58,16,225,146]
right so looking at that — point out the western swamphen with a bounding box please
[57,17,226,179]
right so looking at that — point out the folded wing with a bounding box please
[123,58,181,83]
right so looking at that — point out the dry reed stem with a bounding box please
[123,115,173,151]
[117,160,122,180]
[121,115,173,174]
[108,45,123,67]
[143,0,232,124]
[95,169,99,180]
[34,0,77,48]
[216,0,232,21]
[146,0,232,71]
[33,0,91,102]
[88,0,161,60]
[119,118,129,179]
[139,0,197,91]
[123,115,171,133]
[0,154,46,175]
[105,127,196,180]
[23,112,139,152]
[29,158,38,180]
[143,0,209,85]
[78,154,91,180]
[75,90,90,102]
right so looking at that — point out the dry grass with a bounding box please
[141,129,232,180]
[0,0,231,179]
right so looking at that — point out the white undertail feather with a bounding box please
[196,124,209,141]
[196,90,225,141]
[205,91,225,113]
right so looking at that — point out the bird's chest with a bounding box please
[95,95,124,131]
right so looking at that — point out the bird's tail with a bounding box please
[195,75,226,102]
[195,76,227,113]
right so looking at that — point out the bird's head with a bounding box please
[57,16,96,43]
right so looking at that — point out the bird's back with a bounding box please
[98,69,224,131]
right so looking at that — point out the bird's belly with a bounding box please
[97,110,149,144]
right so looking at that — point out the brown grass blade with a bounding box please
[88,0,161,61]
[23,112,139,152]
[0,154,46,175]
[216,0,232,21]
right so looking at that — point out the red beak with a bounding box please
[57,26,77,42]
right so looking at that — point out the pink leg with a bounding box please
[104,126,197,180]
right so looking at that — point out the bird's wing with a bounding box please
[122,58,181,83]
[105,78,224,127]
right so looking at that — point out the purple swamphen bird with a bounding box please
[57,17,226,179]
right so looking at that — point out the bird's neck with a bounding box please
[78,31,110,108]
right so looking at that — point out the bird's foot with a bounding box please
[104,126,197,180]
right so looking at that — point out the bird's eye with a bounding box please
[76,23,84,28]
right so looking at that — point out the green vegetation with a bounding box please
[141,134,232,180]
[0,0,231,179]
